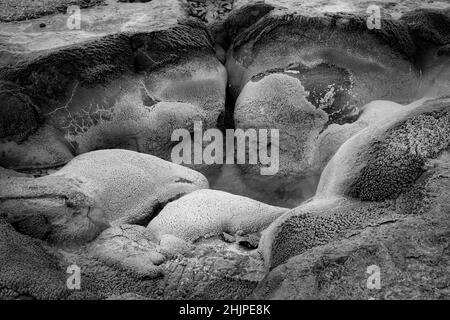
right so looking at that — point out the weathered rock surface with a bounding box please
[259,96,450,271]
[0,213,267,300]
[0,149,208,245]
[106,292,151,300]
[233,73,327,206]
[0,173,108,245]
[146,189,287,244]
[0,0,106,23]
[221,5,450,207]
[254,151,450,299]
[1,0,449,301]
[0,0,187,52]
[0,0,226,172]
[88,224,166,278]
[222,4,450,102]
[54,238,266,299]
[0,219,69,300]
[317,97,450,200]
[226,8,420,107]
[313,100,414,171]
[53,149,209,223]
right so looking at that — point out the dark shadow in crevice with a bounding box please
[222,85,237,131]
[132,193,186,227]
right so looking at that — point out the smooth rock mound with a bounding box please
[146,189,287,243]
[50,149,209,224]
[231,72,327,206]
[0,149,208,245]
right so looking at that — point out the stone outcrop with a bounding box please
[0,0,449,301]
[146,189,286,243]
[0,0,226,172]
[0,149,208,245]
[258,96,450,271]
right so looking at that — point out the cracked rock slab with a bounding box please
[0,219,69,300]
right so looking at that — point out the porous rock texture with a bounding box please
[254,150,450,299]
[0,219,69,300]
[146,189,287,243]
[259,96,450,271]
[66,240,266,299]
[235,73,328,178]
[223,5,450,207]
[0,149,208,245]
[0,0,106,23]
[230,72,327,206]
[226,8,420,105]
[0,0,226,172]
[1,0,450,301]
[0,214,267,300]
[88,224,166,278]
[52,149,209,223]
[313,100,414,171]
[318,96,450,200]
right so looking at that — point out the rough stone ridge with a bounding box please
[259,96,450,270]
[0,34,134,112]
[254,152,450,299]
[401,9,450,46]
[212,2,275,50]
[231,11,416,62]
[260,199,397,270]
[348,98,450,201]
[0,149,209,245]
[131,18,216,72]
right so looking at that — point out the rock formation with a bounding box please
[0,0,449,300]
